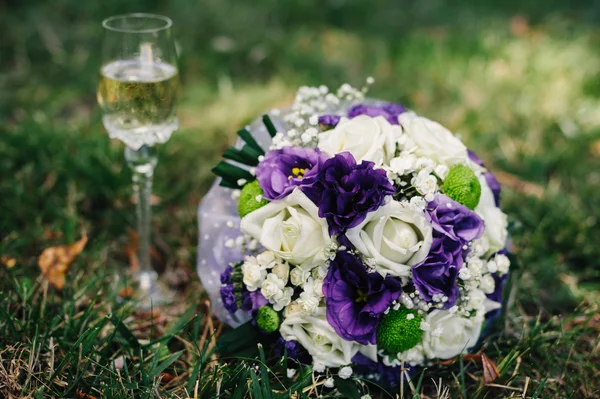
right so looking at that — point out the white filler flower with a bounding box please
[241,188,331,269]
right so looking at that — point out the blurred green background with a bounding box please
[1,0,599,397]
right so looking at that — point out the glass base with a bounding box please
[115,270,173,309]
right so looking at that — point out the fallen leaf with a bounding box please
[1,256,16,269]
[130,193,161,205]
[38,232,87,290]
[119,287,135,300]
[441,351,500,384]
[481,353,500,384]
[75,389,97,399]
[158,372,175,385]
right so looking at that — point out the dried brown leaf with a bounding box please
[118,287,135,300]
[158,372,175,385]
[481,353,500,384]
[38,232,87,290]
[75,389,97,399]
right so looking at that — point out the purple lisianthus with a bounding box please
[255,147,329,200]
[220,284,238,313]
[347,102,407,125]
[412,237,462,308]
[219,266,238,313]
[317,114,341,128]
[468,149,501,206]
[427,194,485,245]
[322,251,401,344]
[303,152,395,237]
[275,336,310,363]
[220,265,234,285]
[241,289,268,314]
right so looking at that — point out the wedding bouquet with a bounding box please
[198,80,510,386]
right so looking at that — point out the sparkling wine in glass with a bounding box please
[98,13,179,307]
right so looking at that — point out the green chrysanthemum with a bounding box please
[238,180,269,218]
[255,306,280,333]
[376,307,423,355]
[441,164,481,210]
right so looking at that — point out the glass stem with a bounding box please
[125,145,158,284]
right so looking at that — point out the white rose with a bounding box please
[242,262,267,292]
[279,307,358,367]
[346,200,433,277]
[290,266,310,286]
[398,113,468,167]
[475,177,508,257]
[241,189,332,269]
[422,310,484,360]
[261,273,285,301]
[317,115,400,164]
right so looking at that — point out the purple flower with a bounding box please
[427,194,485,245]
[318,114,341,128]
[322,251,401,344]
[255,147,329,200]
[275,336,310,363]
[347,102,407,125]
[303,152,395,237]
[412,237,462,308]
[241,289,268,314]
[220,284,238,313]
[220,265,233,285]
[468,149,501,206]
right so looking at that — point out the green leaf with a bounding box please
[211,161,255,187]
[237,128,265,155]
[150,350,184,378]
[258,344,271,397]
[262,114,278,138]
[334,377,361,399]
[223,147,259,166]
[217,322,261,356]
[109,314,141,350]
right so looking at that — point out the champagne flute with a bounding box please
[97,13,179,307]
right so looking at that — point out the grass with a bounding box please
[1,0,600,397]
